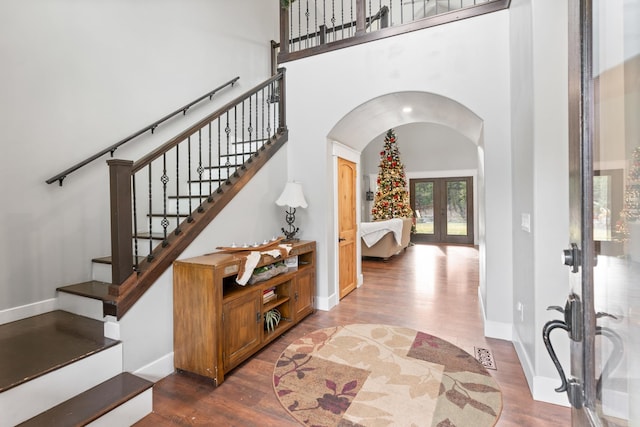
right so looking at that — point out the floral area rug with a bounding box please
[273,324,502,427]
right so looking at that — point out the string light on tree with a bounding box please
[616,146,640,240]
[371,128,413,220]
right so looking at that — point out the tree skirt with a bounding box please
[273,324,502,427]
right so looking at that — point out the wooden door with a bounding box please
[338,157,357,299]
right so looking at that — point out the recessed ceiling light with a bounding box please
[402,106,412,113]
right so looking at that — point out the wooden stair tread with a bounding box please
[18,372,153,427]
[135,232,166,240]
[57,281,116,302]
[167,194,215,200]
[91,256,146,265]
[0,311,119,393]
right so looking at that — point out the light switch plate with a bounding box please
[521,213,531,233]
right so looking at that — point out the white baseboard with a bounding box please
[513,326,570,407]
[477,287,513,341]
[533,376,570,407]
[133,352,175,382]
[512,329,535,390]
[483,319,513,340]
[315,293,337,311]
[0,298,58,326]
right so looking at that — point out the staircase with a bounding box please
[0,72,288,426]
[0,311,152,426]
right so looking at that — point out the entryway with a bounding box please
[410,176,474,245]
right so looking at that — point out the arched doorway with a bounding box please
[327,91,484,301]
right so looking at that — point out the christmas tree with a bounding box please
[615,146,640,240]
[371,129,413,220]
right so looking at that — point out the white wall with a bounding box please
[0,0,280,313]
[510,0,571,406]
[284,10,514,331]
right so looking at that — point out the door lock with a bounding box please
[562,243,581,273]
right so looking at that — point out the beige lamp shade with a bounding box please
[275,182,308,208]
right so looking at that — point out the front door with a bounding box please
[546,1,640,425]
[337,157,357,299]
[410,177,473,245]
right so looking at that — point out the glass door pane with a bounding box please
[414,180,434,236]
[591,0,640,424]
[446,180,468,236]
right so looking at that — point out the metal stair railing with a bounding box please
[278,0,510,61]
[108,69,287,288]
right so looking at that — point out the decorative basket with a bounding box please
[248,263,288,285]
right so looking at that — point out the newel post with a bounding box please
[278,67,287,133]
[279,2,290,56]
[108,159,134,285]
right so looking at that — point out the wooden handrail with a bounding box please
[45,76,240,186]
[132,70,286,174]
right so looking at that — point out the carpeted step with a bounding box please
[17,372,153,427]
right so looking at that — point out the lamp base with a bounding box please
[281,208,300,241]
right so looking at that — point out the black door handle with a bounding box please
[542,319,570,392]
[338,237,346,242]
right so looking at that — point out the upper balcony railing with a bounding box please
[278,0,510,62]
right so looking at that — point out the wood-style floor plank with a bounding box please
[135,244,570,426]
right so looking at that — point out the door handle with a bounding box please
[542,319,570,392]
[541,293,585,408]
[338,237,346,242]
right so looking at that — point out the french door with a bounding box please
[544,1,639,425]
[409,177,473,245]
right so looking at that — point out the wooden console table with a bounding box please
[173,240,316,385]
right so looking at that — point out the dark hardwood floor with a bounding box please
[135,244,571,426]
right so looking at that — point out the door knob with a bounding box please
[338,237,346,242]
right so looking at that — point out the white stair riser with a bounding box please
[0,344,123,427]
[57,293,104,321]
[92,262,112,283]
[86,388,152,427]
